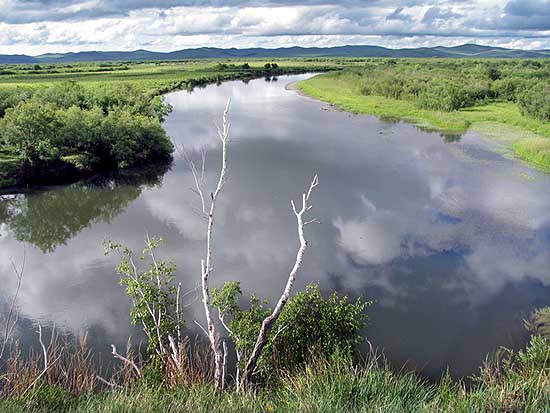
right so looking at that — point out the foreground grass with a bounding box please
[298,73,550,172]
[2,338,549,413]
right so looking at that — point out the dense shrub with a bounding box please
[340,60,550,114]
[417,81,474,111]
[0,86,33,117]
[1,101,172,172]
[517,81,550,121]
[32,81,89,109]
[212,282,370,383]
[0,82,173,182]
[492,77,529,101]
[261,284,370,376]
[1,101,64,164]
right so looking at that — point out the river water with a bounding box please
[1,74,549,379]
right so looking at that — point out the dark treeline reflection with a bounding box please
[0,162,170,252]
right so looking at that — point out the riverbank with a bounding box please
[0,64,334,190]
[1,337,549,412]
[298,73,550,172]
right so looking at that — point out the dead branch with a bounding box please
[189,98,231,390]
[240,174,319,391]
[111,344,141,378]
[0,251,26,361]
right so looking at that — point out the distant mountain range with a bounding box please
[1,44,549,64]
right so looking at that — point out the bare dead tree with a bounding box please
[0,251,26,361]
[240,174,319,392]
[187,101,320,392]
[188,99,231,390]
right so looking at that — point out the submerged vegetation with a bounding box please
[298,59,550,171]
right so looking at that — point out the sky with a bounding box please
[0,0,548,55]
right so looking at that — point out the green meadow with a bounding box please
[298,59,550,171]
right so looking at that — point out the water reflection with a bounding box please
[0,75,549,379]
[0,163,169,252]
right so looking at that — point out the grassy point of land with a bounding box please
[298,73,550,172]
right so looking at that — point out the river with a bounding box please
[1,74,549,379]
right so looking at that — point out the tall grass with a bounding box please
[1,334,549,412]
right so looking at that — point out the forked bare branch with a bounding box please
[111,344,141,378]
[0,251,26,361]
[187,98,231,390]
[240,174,319,391]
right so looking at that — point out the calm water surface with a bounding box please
[1,75,549,379]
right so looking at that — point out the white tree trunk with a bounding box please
[240,175,319,391]
[191,99,231,390]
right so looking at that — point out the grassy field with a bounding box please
[3,58,548,176]
[299,71,550,172]
[0,59,345,94]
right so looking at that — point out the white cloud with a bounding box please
[0,1,547,54]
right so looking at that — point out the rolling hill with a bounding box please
[1,43,548,64]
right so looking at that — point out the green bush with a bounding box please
[32,81,88,110]
[1,101,64,164]
[516,335,550,371]
[0,86,33,117]
[262,284,371,376]
[104,237,182,357]
[212,283,370,383]
[417,81,471,111]
[525,306,550,339]
[517,82,550,121]
[0,89,173,175]
[100,107,173,168]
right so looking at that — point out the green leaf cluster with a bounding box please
[212,282,371,383]
[103,238,182,356]
[518,81,550,121]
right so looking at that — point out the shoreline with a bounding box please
[296,74,550,173]
[0,70,327,192]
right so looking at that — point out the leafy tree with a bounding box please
[517,82,550,121]
[104,237,182,357]
[0,101,63,164]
